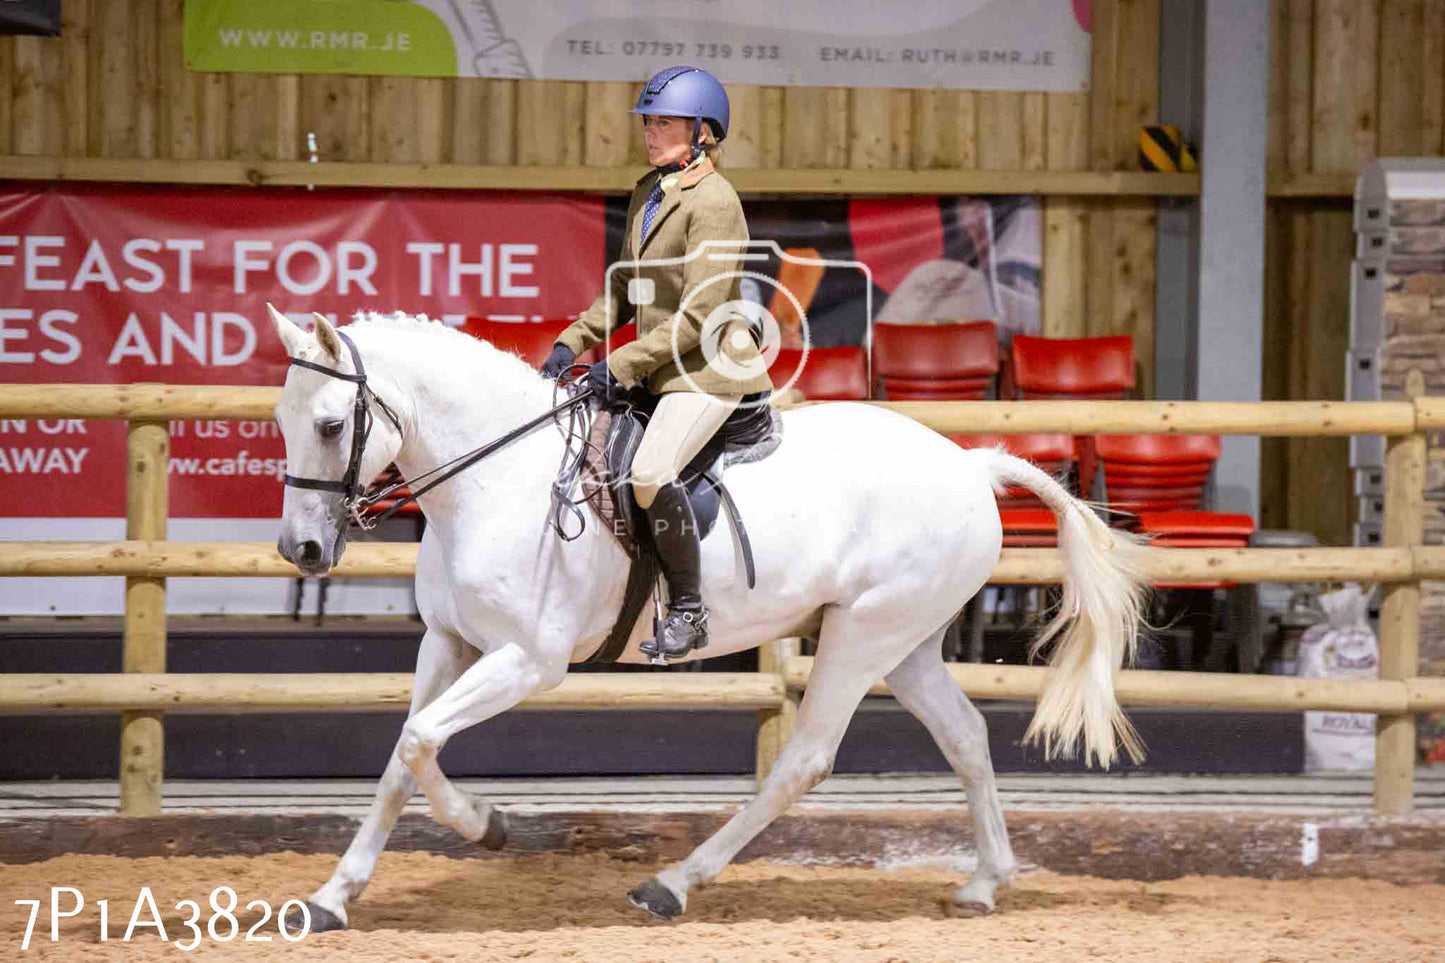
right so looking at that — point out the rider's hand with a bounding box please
[539,343,577,379]
[587,359,622,404]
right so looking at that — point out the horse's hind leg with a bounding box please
[294,627,480,933]
[884,635,1018,916]
[628,605,930,921]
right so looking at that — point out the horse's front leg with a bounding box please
[290,627,479,934]
[397,641,565,841]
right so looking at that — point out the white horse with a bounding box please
[268,307,1149,931]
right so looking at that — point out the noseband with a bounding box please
[283,330,404,527]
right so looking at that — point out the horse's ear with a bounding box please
[268,303,310,358]
[312,313,343,362]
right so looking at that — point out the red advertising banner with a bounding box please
[0,186,605,518]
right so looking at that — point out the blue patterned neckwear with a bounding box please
[640,160,685,244]
[639,178,665,243]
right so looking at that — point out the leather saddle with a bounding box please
[578,386,783,664]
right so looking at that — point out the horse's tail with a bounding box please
[983,449,1151,769]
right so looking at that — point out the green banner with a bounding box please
[184,0,458,77]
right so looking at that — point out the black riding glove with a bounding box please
[587,359,623,404]
[539,343,577,379]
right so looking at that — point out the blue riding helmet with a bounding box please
[631,65,730,144]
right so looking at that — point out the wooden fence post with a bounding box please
[1375,373,1427,815]
[120,418,168,816]
[756,637,801,783]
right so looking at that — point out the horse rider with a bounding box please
[540,65,774,661]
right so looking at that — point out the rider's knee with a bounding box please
[631,462,671,510]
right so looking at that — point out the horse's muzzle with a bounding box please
[278,531,337,576]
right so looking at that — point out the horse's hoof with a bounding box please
[284,901,345,936]
[627,879,684,922]
[945,897,993,918]
[480,805,508,851]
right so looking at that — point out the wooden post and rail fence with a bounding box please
[1,385,1443,817]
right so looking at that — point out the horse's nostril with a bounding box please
[298,540,323,566]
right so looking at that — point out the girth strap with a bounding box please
[581,550,658,664]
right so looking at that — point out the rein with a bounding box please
[283,333,596,533]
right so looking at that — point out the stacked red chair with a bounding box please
[1009,334,1135,495]
[770,345,869,401]
[946,432,1075,662]
[1093,433,1256,548]
[871,321,999,400]
[1094,432,1219,516]
[1094,432,1258,669]
[948,433,1075,546]
[361,464,420,521]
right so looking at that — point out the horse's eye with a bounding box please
[318,419,345,439]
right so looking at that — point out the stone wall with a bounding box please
[1381,207,1445,672]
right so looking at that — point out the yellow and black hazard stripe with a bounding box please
[1139,125,1198,172]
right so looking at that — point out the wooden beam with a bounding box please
[0,542,1421,585]
[0,672,785,713]
[0,541,420,578]
[863,399,1419,436]
[755,637,801,782]
[781,657,1445,715]
[0,384,279,419]
[1377,412,1428,814]
[121,419,168,817]
[1267,172,1357,196]
[0,155,1201,197]
[0,387,1420,436]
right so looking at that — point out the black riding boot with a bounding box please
[640,480,709,661]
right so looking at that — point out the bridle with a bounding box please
[282,330,595,532]
[283,330,404,527]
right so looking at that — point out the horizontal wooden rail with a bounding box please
[1414,396,1445,431]
[0,155,1199,198]
[0,542,1424,583]
[0,672,785,713]
[1266,172,1357,198]
[0,542,421,577]
[782,657,1445,715]
[0,388,1425,436]
[0,384,279,420]
[867,400,1419,436]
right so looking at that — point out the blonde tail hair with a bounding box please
[985,449,1152,768]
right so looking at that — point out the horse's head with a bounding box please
[268,304,404,576]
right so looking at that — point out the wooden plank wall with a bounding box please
[0,0,1163,388]
[6,1,1443,548]
[1265,0,1445,545]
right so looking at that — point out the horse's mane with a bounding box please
[344,311,545,386]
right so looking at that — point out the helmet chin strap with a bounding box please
[690,117,704,161]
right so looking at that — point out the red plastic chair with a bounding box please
[1011,335,1136,494]
[361,465,420,519]
[1096,437,1256,609]
[1094,433,1220,464]
[1010,334,1135,399]
[771,346,868,401]
[871,321,999,400]
[946,430,1075,662]
[949,433,1075,544]
[1095,434,1220,514]
[948,433,1074,514]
